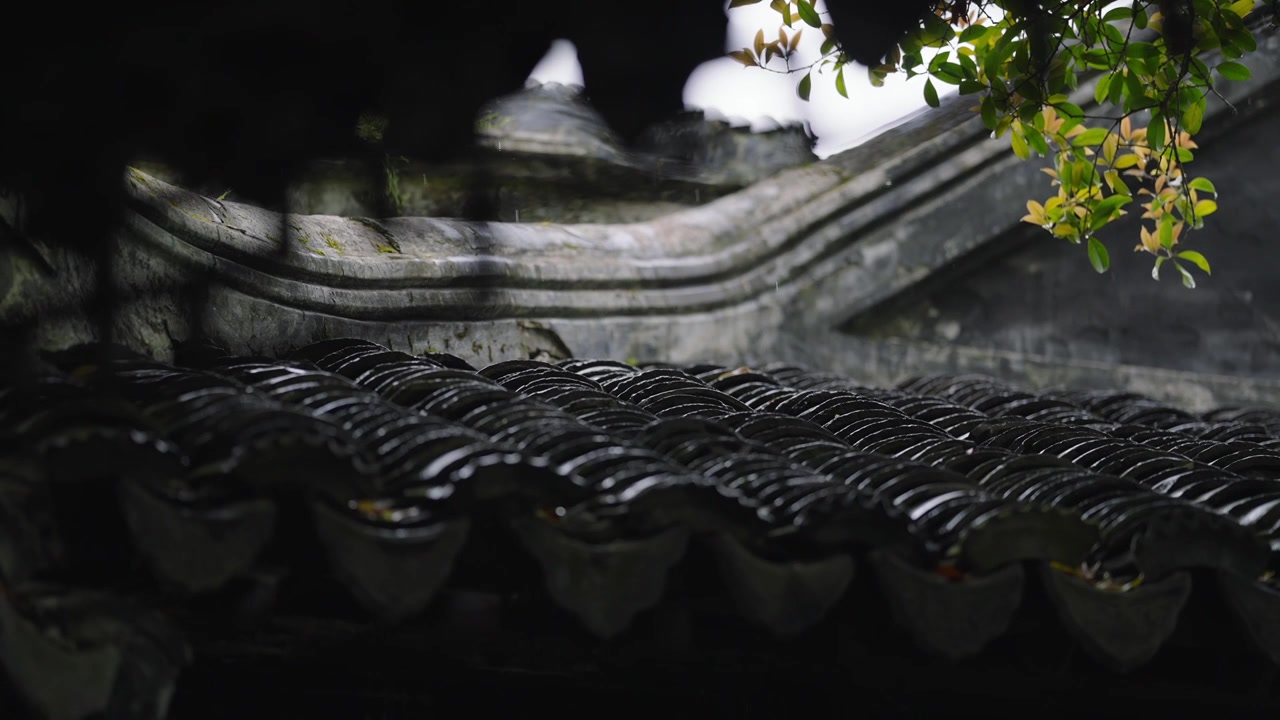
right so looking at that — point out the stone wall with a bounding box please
[832,74,1280,403]
[3,26,1279,414]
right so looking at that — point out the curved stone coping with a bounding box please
[121,90,987,284]
[118,26,1279,323]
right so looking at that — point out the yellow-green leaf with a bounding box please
[1011,128,1030,159]
[1159,215,1175,248]
[1105,170,1131,197]
[994,115,1012,139]
[1177,250,1212,274]
[1194,199,1218,217]
[1188,177,1217,194]
[1102,132,1119,165]
[836,67,848,98]
[1228,0,1257,19]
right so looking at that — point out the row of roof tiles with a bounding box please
[3,340,1280,708]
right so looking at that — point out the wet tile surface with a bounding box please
[5,340,1280,716]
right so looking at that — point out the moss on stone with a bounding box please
[320,231,343,254]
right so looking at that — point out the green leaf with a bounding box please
[1072,127,1110,147]
[1190,57,1213,85]
[1093,194,1130,219]
[836,67,848,98]
[994,115,1013,140]
[1177,250,1212,274]
[1024,126,1050,156]
[900,31,923,56]
[1105,170,1131,197]
[959,80,985,95]
[1107,71,1125,106]
[1125,42,1160,58]
[980,95,997,129]
[1147,116,1166,153]
[1176,261,1197,288]
[728,0,765,6]
[1103,6,1132,21]
[1094,73,1113,106]
[1134,8,1148,29]
[1088,237,1110,273]
[1122,71,1146,113]
[920,13,954,47]
[1231,27,1259,53]
[1217,61,1252,81]
[798,72,812,101]
[958,25,989,43]
[983,32,1017,80]
[796,0,821,28]
[1082,48,1112,70]
[1017,99,1040,123]
[771,0,793,26]
[934,62,966,84]
[1159,215,1175,249]
[1181,101,1205,135]
[1188,177,1217,194]
[1055,102,1084,123]
[1102,22,1126,46]
[924,78,940,108]
[1152,255,1165,280]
